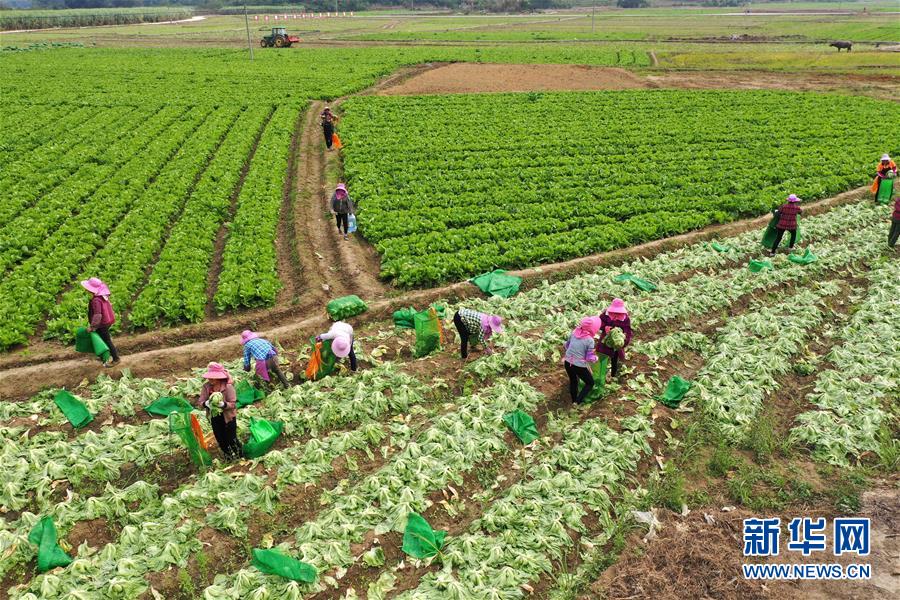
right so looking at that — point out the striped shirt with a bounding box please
[243,338,275,369]
[458,308,485,345]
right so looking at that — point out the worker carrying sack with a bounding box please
[54,390,94,428]
[413,307,443,358]
[761,214,802,250]
[327,295,367,320]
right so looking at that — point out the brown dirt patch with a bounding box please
[65,517,118,550]
[380,62,649,95]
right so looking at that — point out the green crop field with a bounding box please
[341,89,899,286]
[0,9,898,599]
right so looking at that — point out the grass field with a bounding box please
[0,7,898,599]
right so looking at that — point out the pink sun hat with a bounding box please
[607,298,628,316]
[240,330,260,345]
[332,335,352,358]
[335,183,348,197]
[480,314,503,335]
[80,277,110,296]
[787,194,801,203]
[202,362,230,380]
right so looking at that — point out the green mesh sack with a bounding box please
[577,356,608,403]
[145,396,193,417]
[168,412,212,467]
[503,410,539,445]
[28,517,72,573]
[327,295,368,320]
[658,376,692,408]
[413,308,442,358]
[402,512,446,559]
[53,390,93,428]
[235,380,265,408]
[243,417,284,459]
[876,177,894,205]
[469,269,522,298]
[252,548,316,582]
[788,248,818,265]
[74,327,109,362]
[613,273,657,292]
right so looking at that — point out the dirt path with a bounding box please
[0,186,870,399]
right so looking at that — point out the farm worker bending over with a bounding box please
[317,321,357,372]
[196,362,242,460]
[331,183,356,241]
[321,106,338,151]
[241,330,290,388]
[770,194,803,256]
[889,196,900,249]
[871,154,897,193]
[452,308,503,359]
[563,317,601,404]
[82,277,120,368]
[597,298,633,378]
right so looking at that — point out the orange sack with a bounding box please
[332,134,342,149]
[190,413,209,450]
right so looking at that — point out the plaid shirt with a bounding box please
[776,203,802,231]
[243,338,275,369]
[458,308,485,345]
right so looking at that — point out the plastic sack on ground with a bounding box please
[710,241,731,253]
[503,410,539,445]
[788,248,818,265]
[243,417,284,459]
[169,412,212,467]
[145,396,193,417]
[402,512,446,559]
[235,379,266,408]
[875,177,893,205]
[413,307,443,358]
[469,269,522,298]
[305,338,337,381]
[613,272,657,292]
[748,259,774,273]
[28,516,72,573]
[578,356,608,403]
[761,214,802,250]
[658,376,692,408]
[74,327,110,363]
[252,548,317,583]
[327,295,367,320]
[53,390,93,428]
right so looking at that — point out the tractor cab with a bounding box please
[261,26,300,48]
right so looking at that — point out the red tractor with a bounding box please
[260,27,300,48]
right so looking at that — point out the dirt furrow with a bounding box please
[275,106,307,305]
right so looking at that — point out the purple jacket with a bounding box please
[597,311,633,360]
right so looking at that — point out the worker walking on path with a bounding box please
[331,183,356,241]
[597,298,633,378]
[889,196,900,249]
[452,308,503,359]
[241,330,290,388]
[81,277,120,368]
[316,320,357,372]
[564,317,601,404]
[770,194,803,255]
[196,362,242,460]
[321,106,338,151]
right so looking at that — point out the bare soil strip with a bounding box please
[0,186,869,399]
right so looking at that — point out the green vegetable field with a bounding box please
[341,90,899,285]
[0,10,898,598]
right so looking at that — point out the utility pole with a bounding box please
[591,0,596,34]
[243,1,254,61]
[335,0,339,16]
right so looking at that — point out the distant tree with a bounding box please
[616,0,647,7]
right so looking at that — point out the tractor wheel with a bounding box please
[274,36,286,48]
[260,39,268,48]
[285,42,293,48]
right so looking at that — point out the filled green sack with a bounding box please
[327,295,368,321]
[469,269,522,298]
[394,304,446,329]
[710,241,731,253]
[402,512,446,559]
[251,548,317,583]
[613,273,657,292]
[168,412,212,467]
[28,516,72,573]
[875,177,894,205]
[243,417,284,459]
[748,259,774,273]
[413,308,442,358]
[761,214,802,250]
[577,356,608,403]
[53,390,93,428]
[235,380,265,408]
[74,327,110,363]
[658,376,692,408]
[788,248,818,265]
[503,410,539,445]
[145,396,193,417]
